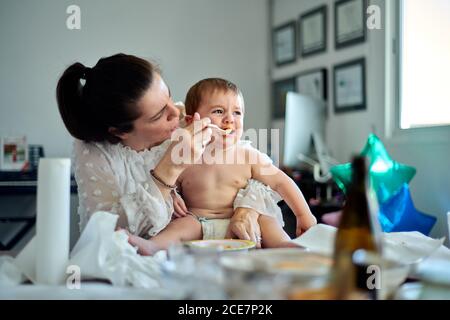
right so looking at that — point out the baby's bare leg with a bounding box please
[128,215,202,256]
[258,215,299,249]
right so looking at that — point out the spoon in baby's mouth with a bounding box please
[207,124,233,135]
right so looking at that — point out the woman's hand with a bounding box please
[170,112,212,167]
[225,207,262,248]
[171,190,189,218]
[152,113,212,198]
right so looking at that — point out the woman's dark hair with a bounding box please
[56,53,159,143]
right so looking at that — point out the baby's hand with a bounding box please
[171,190,189,218]
[295,214,318,237]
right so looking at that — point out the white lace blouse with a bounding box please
[73,139,283,239]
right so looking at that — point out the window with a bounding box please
[399,0,450,129]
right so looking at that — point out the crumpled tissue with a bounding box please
[0,256,26,287]
[291,224,447,298]
[69,211,167,288]
[0,211,167,289]
[292,224,445,264]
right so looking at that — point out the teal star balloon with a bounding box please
[330,134,416,203]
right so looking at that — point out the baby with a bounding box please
[129,78,317,255]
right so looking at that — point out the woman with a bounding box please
[56,53,274,248]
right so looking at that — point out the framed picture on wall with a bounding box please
[296,68,327,102]
[273,21,297,66]
[333,58,366,113]
[272,77,296,119]
[299,5,327,57]
[0,135,28,171]
[335,0,366,49]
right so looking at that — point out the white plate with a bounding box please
[220,248,332,277]
[184,239,256,251]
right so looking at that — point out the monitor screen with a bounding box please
[282,92,326,168]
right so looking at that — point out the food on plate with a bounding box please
[185,239,255,251]
[288,286,336,300]
[274,261,309,271]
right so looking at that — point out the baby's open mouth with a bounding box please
[207,124,234,135]
[221,126,234,135]
[222,128,234,135]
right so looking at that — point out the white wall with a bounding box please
[1,0,448,240]
[271,0,385,160]
[0,0,270,158]
[271,0,450,240]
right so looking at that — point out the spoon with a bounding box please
[207,124,233,135]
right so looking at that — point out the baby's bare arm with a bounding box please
[250,150,317,233]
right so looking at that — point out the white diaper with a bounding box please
[191,179,283,240]
[197,218,230,240]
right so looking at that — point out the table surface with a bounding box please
[2,244,449,300]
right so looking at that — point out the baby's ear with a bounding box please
[184,115,194,124]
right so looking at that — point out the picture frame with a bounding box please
[273,21,297,66]
[335,0,366,49]
[272,77,296,119]
[296,68,328,102]
[0,135,29,171]
[333,58,366,113]
[299,5,327,57]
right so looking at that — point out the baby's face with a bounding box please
[196,89,244,149]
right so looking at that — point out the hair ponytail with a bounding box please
[56,54,157,143]
[56,62,94,141]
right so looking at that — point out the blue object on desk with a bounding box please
[379,184,436,236]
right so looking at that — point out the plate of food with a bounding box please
[220,248,333,277]
[184,239,256,251]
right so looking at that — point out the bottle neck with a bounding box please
[339,172,373,228]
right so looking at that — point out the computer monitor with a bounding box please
[282,92,326,168]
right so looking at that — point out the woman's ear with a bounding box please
[108,127,129,140]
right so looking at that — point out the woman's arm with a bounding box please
[75,141,172,237]
[152,113,212,199]
[171,180,190,218]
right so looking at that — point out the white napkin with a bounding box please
[0,211,167,289]
[69,211,166,288]
[0,256,26,287]
[14,235,38,282]
[383,232,446,265]
[292,224,445,265]
[293,224,337,256]
[291,224,448,299]
[413,245,450,286]
[0,238,38,287]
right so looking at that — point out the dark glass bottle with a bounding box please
[332,156,383,300]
